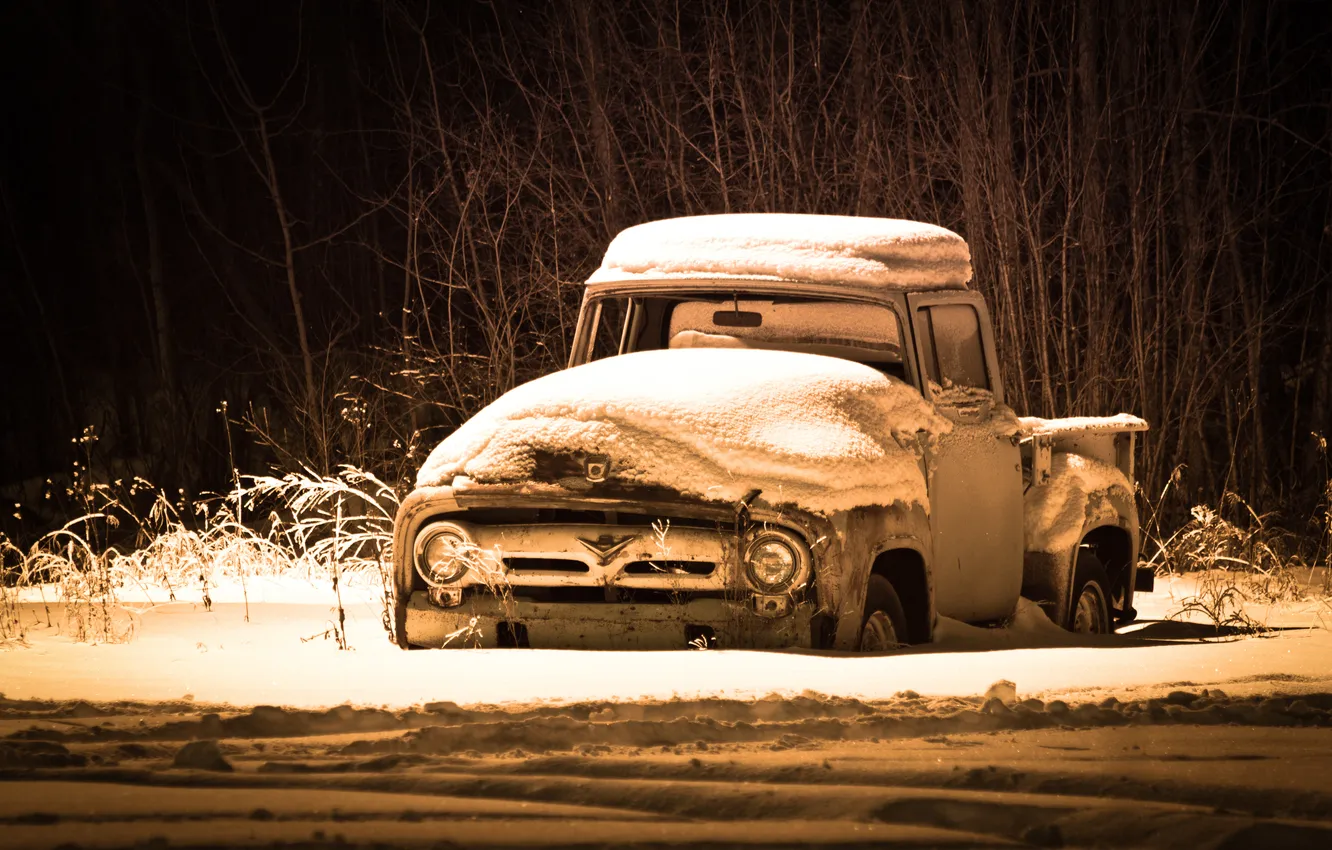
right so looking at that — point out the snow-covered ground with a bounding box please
[3,574,1331,848]
[3,572,1329,709]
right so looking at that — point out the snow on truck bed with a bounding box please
[587,214,972,290]
[1018,412,1149,437]
[417,348,951,514]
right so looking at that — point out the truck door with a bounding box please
[906,291,1024,622]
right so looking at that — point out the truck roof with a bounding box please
[586,213,971,293]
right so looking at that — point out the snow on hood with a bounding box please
[416,348,952,515]
[586,214,972,290]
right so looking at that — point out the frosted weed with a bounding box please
[1,459,402,648]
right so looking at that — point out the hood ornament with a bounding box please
[577,532,638,566]
[584,454,611,483]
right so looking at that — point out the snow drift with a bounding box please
[416,348,951,514]
[587,214,972,289]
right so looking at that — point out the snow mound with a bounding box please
[587,214,971,290]
[339,691,1332,757]
[417,348,951,514]
[17,692,1332,761]
[1025,453,1134,556]
[934,597,1076,650]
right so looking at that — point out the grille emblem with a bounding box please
[576,532,638,565]
[584,454,611,482]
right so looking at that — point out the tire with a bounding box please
[392,591,411,649]
[1067,550,1112,634]
[858,575,909,652]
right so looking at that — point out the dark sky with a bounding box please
[2,0,1331,531]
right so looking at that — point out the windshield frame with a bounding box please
[569,279,920,390]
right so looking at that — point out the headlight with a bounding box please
[743,528,810,593]
[414,522,473,586]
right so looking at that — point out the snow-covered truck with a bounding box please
[391,214,1151,650]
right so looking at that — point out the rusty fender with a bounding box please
[824,503,934,651]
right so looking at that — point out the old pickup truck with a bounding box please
[391,214,1150,650]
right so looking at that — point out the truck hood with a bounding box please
[416,348,951,515]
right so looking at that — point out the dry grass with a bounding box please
[1,466,399,649]
[1140,457,1332,634]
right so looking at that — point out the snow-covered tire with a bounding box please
[859,575,909,652]
[1067,550,1112,634]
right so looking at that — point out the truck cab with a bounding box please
[571,281,1025,626]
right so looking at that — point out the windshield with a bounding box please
[578,292,907,379]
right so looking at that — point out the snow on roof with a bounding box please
[417,348,952,515]
[586,214,972,291]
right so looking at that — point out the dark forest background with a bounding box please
[2,0,1330,540]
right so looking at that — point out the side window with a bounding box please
[589,299,629,360]
[917,303,989,390]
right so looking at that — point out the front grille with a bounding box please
[508,586,607,603]
[502,586,729,604]
[453,507,725,530]
[504,558,590,573]
[622,560,716,576]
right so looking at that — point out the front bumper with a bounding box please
[403,591,813,649]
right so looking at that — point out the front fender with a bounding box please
[826,503,934,650]
[391,486,459,646]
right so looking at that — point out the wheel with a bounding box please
[392,588,411,649]
[1067,550,1112,634]
[858,575,909,651]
